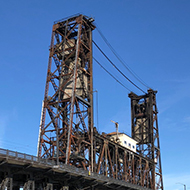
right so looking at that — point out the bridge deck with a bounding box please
[0,148,152,190]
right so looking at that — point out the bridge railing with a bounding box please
[0,148,92,176]
[0,148,114,179]
[0,148,56,165]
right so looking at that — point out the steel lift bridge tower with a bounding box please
[37,14,95,168]
[37,14,164,190]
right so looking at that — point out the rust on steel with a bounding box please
[37,14,96,171]
[37,14,164,190]
[129,89,164,190]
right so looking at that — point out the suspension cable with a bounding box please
[93,57,131,92]
[95,25,150,89]
[93,41,146,94]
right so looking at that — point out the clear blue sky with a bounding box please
[0,1,190,189]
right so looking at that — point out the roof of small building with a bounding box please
[107,132,130,137]
[106,132,138,143]
[106,132,120,136]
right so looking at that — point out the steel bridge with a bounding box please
[0,14,164,190]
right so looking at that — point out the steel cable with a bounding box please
[95,25,150,89]
[93,57,132,92]
[93,41,146,94]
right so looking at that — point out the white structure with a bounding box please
[107,132,138,153]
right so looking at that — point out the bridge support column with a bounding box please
[0,177,13,190]
[44,183,53,190]
[23,180,35,190]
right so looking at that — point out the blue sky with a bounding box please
[0,1,190,189]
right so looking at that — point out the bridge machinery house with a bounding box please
[106,132,138,153]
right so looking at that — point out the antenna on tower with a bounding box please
[111,120,119,140]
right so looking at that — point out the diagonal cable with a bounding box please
[93,57,131,92]
[93,41,146,94]
[96,25,150,89]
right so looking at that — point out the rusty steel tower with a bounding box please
[129,89,163,190]
[37,14,95,169]
[36,14,164,190]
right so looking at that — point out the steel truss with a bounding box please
[37,14,164,190]
[37,14,95,169]
[129,89,163,190]
[93,134,155,189]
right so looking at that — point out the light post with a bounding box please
[176,182,186,190]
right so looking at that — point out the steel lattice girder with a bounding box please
[93,134,155,189]
[128,89,164,190]
[37,14,95,169]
